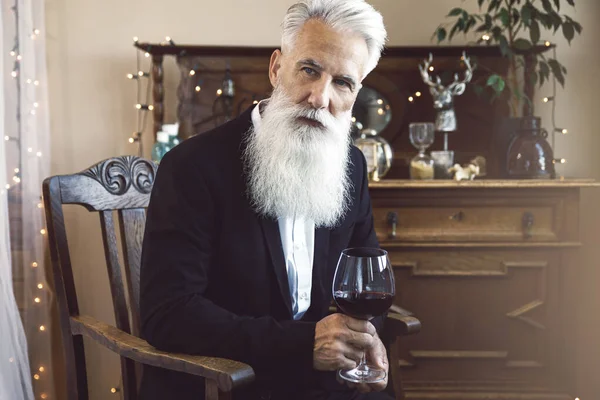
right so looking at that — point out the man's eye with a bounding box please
[302,67,317,76]
[334,79,351,89]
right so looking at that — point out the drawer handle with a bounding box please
[522,212,534,238]
[387,211,398,239]
[449,211,465,222]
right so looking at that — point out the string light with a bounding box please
[34,102,39,108]
[39,325,46,331]
[34,297,41,303]
[40,228,46,235]
[9,358,14,363]
[137,71,149,77]
[216,89,223,96]
[377,99,383,105]
[5,184,10,190]
[377,108,385,115]
[415,91,422,97]
[34,80,39,86]
[110,387,120,394]
[428,66,434,72]
[133,36,139,43]
[543,96,554,103]
[33,374,40,380]
[10,50,16,57]
[36,151,42,157]
[4,136,9,141]
[553,158,567,164]
[11,71,18,78]
[408,96,414,102]
[33,28,40,35]
[482,34,491,41]
[126,73,137,80]
[41,394,48,399]
[32,262,38,268]
[144,52,150,58]
[17,54,22,61]
[545,41,552,47]
[37,283,43,289]
[135,104,154,111]
[253,100,259,105]
[189,70,196,76]
[26,78,31,84]
[195,86,201,92]
[37,203,43,209]
[39,366,45,372]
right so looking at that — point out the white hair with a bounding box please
[281,0,387,78]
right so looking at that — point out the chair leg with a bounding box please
[205,379,232,400]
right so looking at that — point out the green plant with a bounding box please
[433,0,582,116]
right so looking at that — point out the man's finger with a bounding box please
[344,316,377,335]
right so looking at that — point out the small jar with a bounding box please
[410,153,434,180]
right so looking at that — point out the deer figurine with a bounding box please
[419,52,475,140]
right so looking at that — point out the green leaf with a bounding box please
[551,11,563,32]
[476,23,489,32]
[488,0,501,13]
[562,22,575,44]
[529,20,540,43]
[498,35,510,56]
[541,0,553,13]
[449,19,463,40]
[499,7,510,26]
[537,12,553,29]
[478,0,486,8]
[436,27,447,42]
[487,74,500,86]
[539,61,550,86]
[513,38,533,50]
[529,70,538,87]
[521,3,532,26]
[548,59,565,87]
[553,0,560,10]
[448,7,464,17]
[566,0,575,6]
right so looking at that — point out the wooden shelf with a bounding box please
[369,178,599,189]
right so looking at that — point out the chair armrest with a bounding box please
[70,315,255,392]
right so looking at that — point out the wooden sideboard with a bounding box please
[369,179,597,400]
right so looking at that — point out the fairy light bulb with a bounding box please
[128,137,135,144]
[37,203,43,209]
[216,89,223,96]
[377,108,385,115]
[4,136,9,141]
[415,91,422,97]
[482,34,491,41]
[111,388,118,394]
[562,128,568,134]
[34,102,39,108]
[36,151,42,157]
[428,66,434,72]
[33,374,40,380]
[145,52,150,58]
[39,325,46,331]
[4,184,10,190]
[148,105,154,111]
[545,41,551,47]
[40,228,46,235]
[38,283,44,289]
[133,36,139,43]
[408,96,414,102]
[377,99,383,105]
[32,262,38,268]
[253,100,259,105]
[34,297,41,303]
[10,50,16,57]
[41,394,48,399]
[17,55,22,61]
[34,80,39,86]
[39,366,45,372]
[189,70,196,76]
[34,29,40,35]
[11,71,18,78]
[195,86,201,92]
[127,73,135,79]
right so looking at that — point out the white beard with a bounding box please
[243,86,353,228]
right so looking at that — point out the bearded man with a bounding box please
[139,1,392,399]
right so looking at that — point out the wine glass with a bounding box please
[332,247,395,383]
[409,122,435,180]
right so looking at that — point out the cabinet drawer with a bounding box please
[373,201,562,243]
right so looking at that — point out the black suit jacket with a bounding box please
[139,106,380,400]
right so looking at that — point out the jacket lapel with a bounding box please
[258,216,293,318]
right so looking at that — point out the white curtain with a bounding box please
[1,0,53,399]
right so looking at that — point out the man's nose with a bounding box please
[306,79,330,110]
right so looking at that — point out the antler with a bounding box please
[419,53,443,90]
[448,51,475,90]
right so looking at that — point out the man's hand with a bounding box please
[336,332,389,393]
[313,313,376,371]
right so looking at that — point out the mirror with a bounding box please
[351,86,392,137]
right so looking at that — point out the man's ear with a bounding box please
[269,49,283,87]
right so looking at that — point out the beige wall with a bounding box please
[45,1,600,398]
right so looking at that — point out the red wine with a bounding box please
[334,291,394,320]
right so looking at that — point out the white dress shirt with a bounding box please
[251,103,315,320]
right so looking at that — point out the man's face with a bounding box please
[269,19,369,121]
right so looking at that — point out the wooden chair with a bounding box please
[42,156,421,400]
